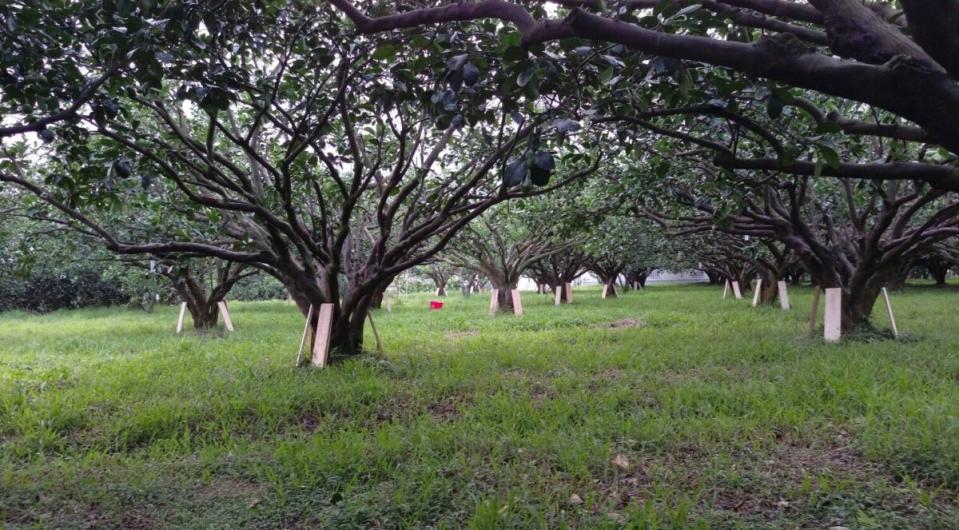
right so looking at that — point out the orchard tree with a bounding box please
[444,205,570,313]
[155,258,255,330]
[424,261,457,296]
[1,3,600,357]
[333,0,959,172]
[651,170,959,329]
[584,216,664,298]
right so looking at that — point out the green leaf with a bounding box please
[372,44,397,61]
[766,93,784,119]
[598,66,614,85]
[816,144,841,168]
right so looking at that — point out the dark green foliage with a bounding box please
[0,270,127,313]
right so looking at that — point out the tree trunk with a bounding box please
[280,275,369,360]
[604,281,617,298]
[704,270,722,285]
[806,264,894,334]
[840,285,883,334]
[491,279,517,313]
[929,264,949,286]
[180,297,219,330]
[755,270,781,306]
[552,281,572,303]
[173,282,220,330]
[368,285,386,310]
[760,279,779,305]
[433,278,448,296]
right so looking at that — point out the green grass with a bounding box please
[2,283,958,528]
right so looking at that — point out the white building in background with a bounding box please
[645,269,709,284]
[518,269,708,290]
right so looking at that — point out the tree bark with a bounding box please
[172,279,220,330]
[603,281,618,298]
[491,278,518,313]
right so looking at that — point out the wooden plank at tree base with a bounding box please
[295,304,315,367]
[554,286,562,306]
[882,287,899,338]
[722,280,730,300]
[217,301,235,332]
[511,289,523,316]
[311,303,335,367]
[489,289,499,316]
[824,288,842,343]
[731,281,742,299]
[564,282,573,304]
[807,286,821,336]
[175,302,187,334]
[777,281,790,310]
[751,280,762,307]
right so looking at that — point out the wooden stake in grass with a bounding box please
[777,281,790,310]
[511,289,523,316]
[731,281,742,299]
[367,311,383,353]
[564,282,573,304]
[295,304,315,367]
[881,287,899,338]
[751,279,762,307]
[807,286,821,336]
[489,289,499,316]
[217,301,234,332]
[722,280,730,300]
[554,286,562,306]
[824,288,842,343]
[311,303,334,367]
[175,302,187,334]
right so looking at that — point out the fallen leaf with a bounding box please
[611,454,631,471]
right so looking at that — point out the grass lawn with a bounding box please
[2,283,958,528]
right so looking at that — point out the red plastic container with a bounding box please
[429,300,444,310]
